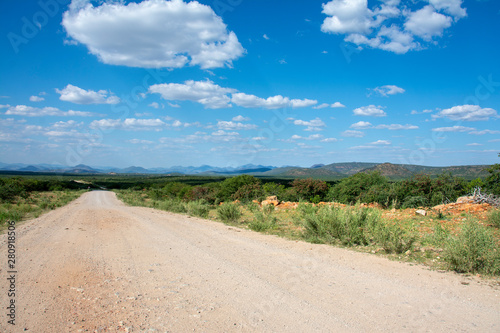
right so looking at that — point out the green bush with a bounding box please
[304,205,378,246]
[371,222,415,254]
[249,204,277,232]
[444,220,500,275]
[216,203,242,224]
[158,199,187,214]
[489,209,500,228]
[290,178,329,202]
[186,200,210,218]
[329,172,388,205]
[402,196,428,209]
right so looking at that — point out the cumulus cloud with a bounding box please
[128,139,154,145]
[350,121,372,129]
[342,130,365,137]
[468,129,500,135]
[372,84,405,96]
[232,115,250,122]
[404,5,452,41]
[5,105,96,117]
[217,121,257,131]
[370,139,391,145]
[56,84,120,104]
[321,0,375,35]
[353,105,386,117]
[62,0,245,69]
[321,0,466,54]
[375,124,418,130]
[428,0,466,19]
[431,125,476,132]
[149,80,235,109]
[232,93,317,109]
[313,102,345,109]
[149,80,318,109]
[90,118,167,131]
[293,118,326,132]
[432,105,498,121]
[29,95,45,102]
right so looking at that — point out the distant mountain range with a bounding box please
[0,162,492,180]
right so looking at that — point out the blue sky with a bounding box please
[0,0,499,169]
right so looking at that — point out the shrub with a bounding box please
[290,178,329,202]
[216,203,242,224]
[488,209,500,228]
[249,204,277,232]
[304,205,378,246]
[371,222,415,254]
[329,172,388,205]
[158,199,187,214]
[216,175,261,202]
[402,196,428,209]
[262,182,286,199]
[232,183,264,202]
[444,220,500,275]
[186,200,210,218]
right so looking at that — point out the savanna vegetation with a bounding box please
[1,157,499,276]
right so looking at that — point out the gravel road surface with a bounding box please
[0,191,498,332]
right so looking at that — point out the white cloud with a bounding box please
[342,130,365,137]
[217,121,257,130]
[370,139,391,145]
[232,115,250,122]
[428,0,466,19]
[468,129,500,135]
[350,121,372,129]
[353,105,386,117]
[128,139,154,145]
[62,0,245,69]
[5,105,96,117]
[149,102,161,109]
[321,137,339,143]
[263,34,270,40]
[51,120,83,129]
[149,80,235,109]
[313,102,345,109]
[293,118,326,132]
[433,105,498,121]
[431,125,476,132]
[231,93,317,109]
[404,5,452,41]
[150,80,319,110]
[375,124,418,130]
[90,118,167,131]
[372,84,405,96]
[321,0,375,35]
[29,95,45,102]
[321,0,465,54]
[56,84,120,104]
[466,143,482,146]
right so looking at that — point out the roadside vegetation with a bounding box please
[0,177,86,229]
[1,159,499,276]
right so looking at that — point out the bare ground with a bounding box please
[0,191,499,332]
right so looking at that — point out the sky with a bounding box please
[0,0,499,169]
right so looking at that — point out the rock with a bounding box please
[262,196,280,207]
[415,209,427,216]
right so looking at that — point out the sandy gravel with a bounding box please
[0,191,499,332]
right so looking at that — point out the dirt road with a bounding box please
[0,191,499,332]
